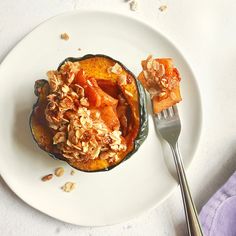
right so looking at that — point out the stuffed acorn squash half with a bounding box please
[30,54,148,172]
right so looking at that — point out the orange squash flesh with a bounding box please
[152,86,181,113]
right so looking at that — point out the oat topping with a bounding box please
[107,63,123,75]
[118,74,127,86]
[170,91,178,101]
[141,55,180,100]
[45,61,127,163]
[124,90,133,97]
[80,97,89,107]
[60,33,70,41]
[61,182,76,192]
[53,132,66,144]
[41,174,53,182]
[70,170,75,175]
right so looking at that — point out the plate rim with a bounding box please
[0,9,202,226]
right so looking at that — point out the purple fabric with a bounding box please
[200,171,236,236]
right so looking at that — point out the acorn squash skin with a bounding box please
[30,54,148,172]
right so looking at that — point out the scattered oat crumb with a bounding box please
[60,33,70,41]
[55,167,65,177]
[130,0,138,11]
[41,174,53,182]
[70,170,75,175]
[77,48,81,51]
[159,5,167,12]
[61,182,76,192]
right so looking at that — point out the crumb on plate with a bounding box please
[159,5,167,12]
[41,174,53,182]
[130,0,138,11]
[55,167,65,177]
[60,33,70,41]
[61,182,76,192]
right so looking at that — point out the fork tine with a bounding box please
[162,109,168,118]
[157,112,162,120]
[156,106,178,120]
[172,105,179,115]
[167,107,173,117]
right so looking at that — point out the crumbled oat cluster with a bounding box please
[130,0,138,11]
[61,182,76,192]
[55,167,65,177]
[141,55,180,100]
[60,33,70,41]
[159,5,167,12]
[45,61,126,163]
[41,174,53,181]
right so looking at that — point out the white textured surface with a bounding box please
[0,0,236,235]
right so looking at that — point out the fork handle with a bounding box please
[170,143,203,236]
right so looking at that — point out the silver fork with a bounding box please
[153,105,203,236]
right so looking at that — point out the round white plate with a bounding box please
[0,10,202,226]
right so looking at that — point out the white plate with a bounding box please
[0,10,202,226]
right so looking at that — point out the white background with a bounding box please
[0,0,236,235]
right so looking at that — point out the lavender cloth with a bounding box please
[199,171,236,236]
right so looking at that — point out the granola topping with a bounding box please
[107,63,123,75]
[118,74,127,86]
[124,90,133,97]
[141,55,180,100]
[45,62,127,163]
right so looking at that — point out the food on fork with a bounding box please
[30,54,148,172]
[138,55,182,113]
